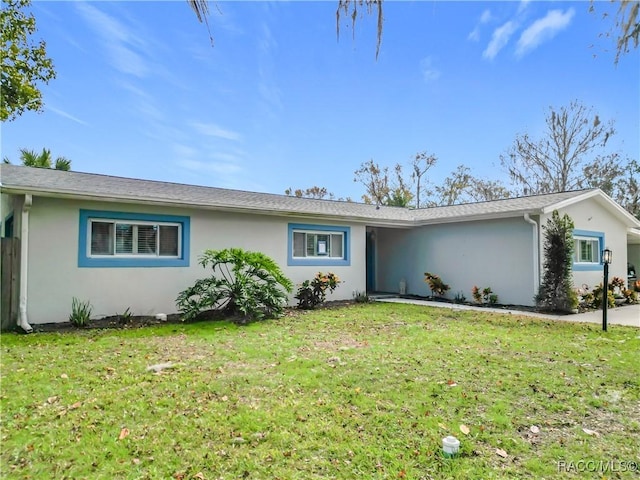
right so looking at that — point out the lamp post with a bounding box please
[602,248,612,332]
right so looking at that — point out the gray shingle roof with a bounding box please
[0,164,598,226]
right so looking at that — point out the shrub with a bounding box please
[424,272,450,297]
[610,276,626,291]
[471,286,482,304]
[453,291,466,304]
[535,210,579,312]
[623,288,638,304]
[69,298,92,327]
[592,284,615,309]
[295,272,341,309]
[352,290,371,303]
[117,307,133,325]
[471,286,498,305]
[176,248,293,323]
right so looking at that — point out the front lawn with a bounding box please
[1,303,638,479]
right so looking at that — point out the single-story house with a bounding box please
[1,164,639,332]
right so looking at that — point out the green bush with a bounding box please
[295,272,341,309]
[535,211,579,312]
[69,298,92,327]
[176,248,293,324]
[592,284,615,309]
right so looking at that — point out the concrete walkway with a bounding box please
[375,297,640,328]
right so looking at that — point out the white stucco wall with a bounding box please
[25,197,366,324]
[374,217,536,306]
[548,199,629,289]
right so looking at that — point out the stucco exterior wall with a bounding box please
[548,199,629,289]
[25,197,365,324]
[374,217,536,306]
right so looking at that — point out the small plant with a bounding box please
[117,307,133,325]
[471,285,482,304]
[609,276,626,291]
[424,272,450,297]
[69,298,92,327]
[471,286,499,305]
[622,288,638,304]
[592,283,615,309]
[352,290,370,303]
[453,291,466,304]
[296,272,341,309]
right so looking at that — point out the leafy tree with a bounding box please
[500,100,617,196]
[353,159,391,205]
[535,210,579,313]
[176,248,293,323]
[1,0,56,121]
[427,165,512,206]
[4,148,71,170]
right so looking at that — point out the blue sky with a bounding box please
[2,1,638,201]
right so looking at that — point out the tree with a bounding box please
[500,100,617,196]
[5,148,71,170]
[187,0,384,58]
[535,210,578,313]
[427,165,512,206]
[592,0,640,64]
[410,151,437,208]
[285,186,335,200]
[336,0,384,59]
[353,159,413,206]
[612,158,640,219]
[1,0,56,121]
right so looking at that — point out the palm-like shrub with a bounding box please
[535,210,579,312]
[176,248,293,323]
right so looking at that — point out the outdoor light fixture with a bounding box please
[602,248,612,332]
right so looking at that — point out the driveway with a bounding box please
[375,297,640,328]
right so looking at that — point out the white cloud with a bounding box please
[517,0,532,15]
[420,57,441,82]
[75,3,150,78]
[47,106,88,126]
[468,9,493,42]
[483,21,518,60]
[516,9,575,57]
[191,122,242,141]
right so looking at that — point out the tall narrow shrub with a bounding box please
[535,210,579,312]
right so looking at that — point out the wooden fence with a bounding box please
[1,238,20,331]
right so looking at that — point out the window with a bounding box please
[288,223,350,266]
[3,213,14,238]
[79,210,190,267]
[572,230,604,271]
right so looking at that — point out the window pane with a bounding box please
[91,222,113,255]
[116,224,133,254]
[293,232,305,257]
[159,225,178,256]
[306,234,315,256]
[137,225,157,254]
[331,234,343,258]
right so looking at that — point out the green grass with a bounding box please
[1,303,639,479]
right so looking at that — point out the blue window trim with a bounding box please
[78,209,190,268]
[288,223,350,266]
[572,229,604,271]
